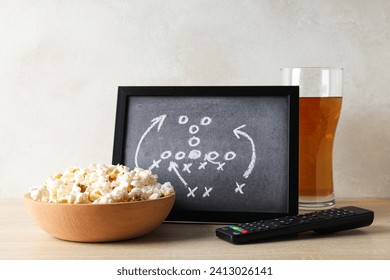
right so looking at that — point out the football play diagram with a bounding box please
[134,114,257,199]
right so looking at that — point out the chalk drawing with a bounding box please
[135,114,166,167]
[235,182,245,194]
[178,115,189,124]
[148,159,161,170]
[224,151,237,161]
[187,187,198,198]
[233,124,256,179]
[168,161,188,187]
[200,116,212,126]
[188,150,202,160]
[189,125,199,134]
[161,151,172,159]
[188,136,200,147]
[198,162,208,170]
[140,115,258,200]
[175,151,186,160]
[182,163,193,174]
[203,187,213,197]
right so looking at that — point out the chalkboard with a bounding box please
[113,86,299,223]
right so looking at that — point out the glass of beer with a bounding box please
[282,67,343,210]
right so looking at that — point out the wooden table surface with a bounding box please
[1,198,389,260]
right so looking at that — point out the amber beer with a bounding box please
[299,97,342,200]
[282,67,343,209]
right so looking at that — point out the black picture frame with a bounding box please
[113,86,299,223]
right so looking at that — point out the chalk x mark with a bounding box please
[198,162,208,170]
[182,163,193,174]
[203,187,213,197]
[216,162,225,171]
[187,187,198,198]
[148,159,162,170]
[188,136,200,147]
[235,182,245,194]
[204,152,225,171]
[135,114,167,167]
[233,124,256,179]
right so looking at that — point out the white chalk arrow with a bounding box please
[135,114,167,167]
[168,161,188,187]
[233,124,256,179]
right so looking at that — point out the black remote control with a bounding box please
[216,206,374,244]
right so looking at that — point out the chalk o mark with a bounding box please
[207,151,220,161]
[188,150,202,160]
[200,116,212,126]
[161,151,172,159]
[175,151,186,160]
[188,136,200,147]
[224,151,237,161]
[233,124,256,179]
[189,125,199,134]
[178,115,189,124]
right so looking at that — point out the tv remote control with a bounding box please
[216,206,374,244]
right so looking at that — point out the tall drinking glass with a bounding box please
[282,68,343,210]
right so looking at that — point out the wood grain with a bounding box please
[23,193,175,242]
[1,198,389,260]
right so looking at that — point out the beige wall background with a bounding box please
[0,0,389,199]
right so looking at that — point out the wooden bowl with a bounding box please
[24,193,175,242]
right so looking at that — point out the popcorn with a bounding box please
[30,186,50,202]
[28,164,175,204]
